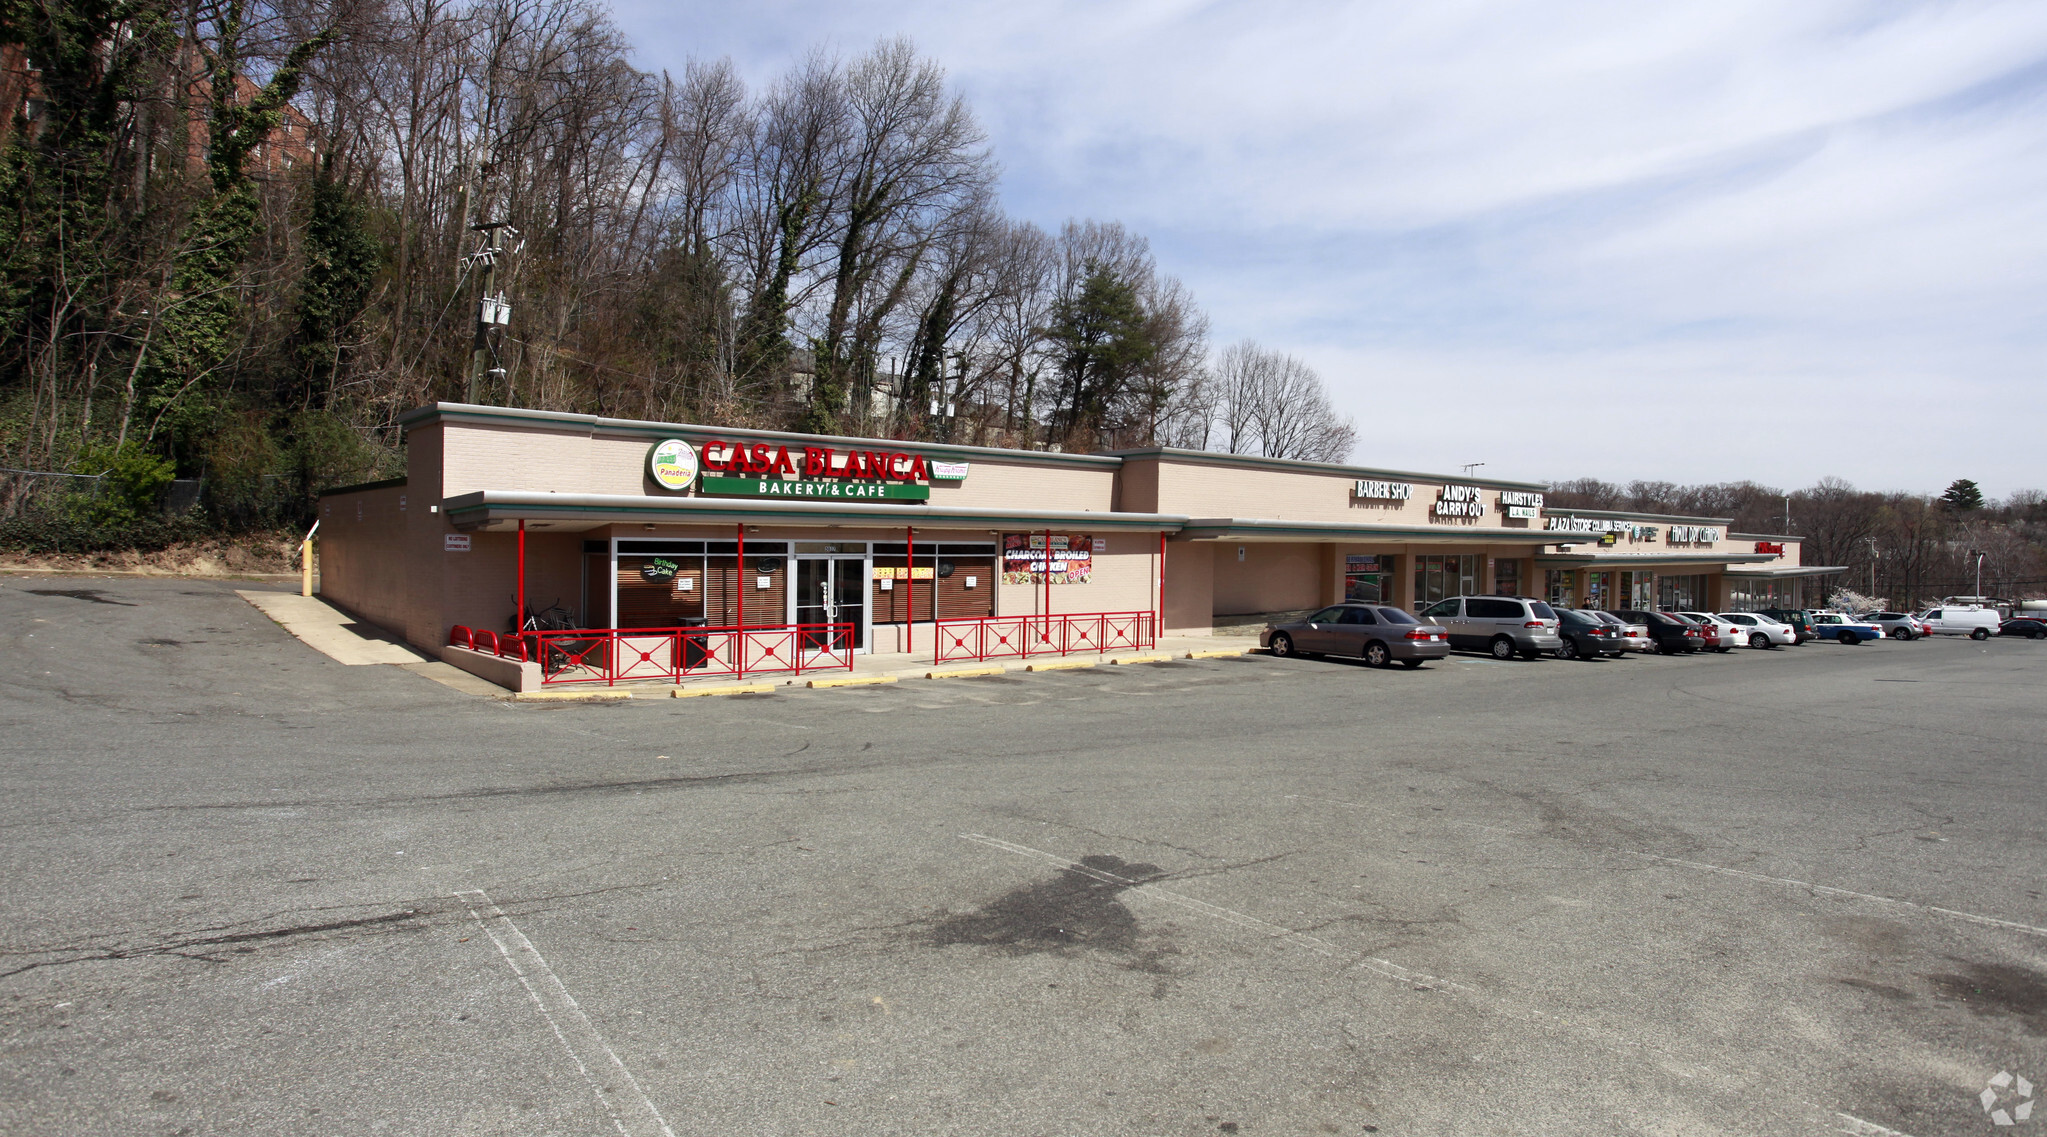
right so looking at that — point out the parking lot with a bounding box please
[1,577,2043,1136]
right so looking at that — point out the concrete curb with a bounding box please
[925,665,1008,679]
[672,683,775,698]
[1025,659,1096,672]
[513,689,631,702]
[1108,654,1172,665]
[1185,649,1247,659]
[807,675,899,689]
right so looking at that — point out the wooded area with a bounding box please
[0,0,1354,550]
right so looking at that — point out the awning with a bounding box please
[441,490,1188,533]
[1723,564,1849,578]
[1177,517,1548,543]
[1534,552,1781,568]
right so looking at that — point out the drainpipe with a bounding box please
[516,520,526,632]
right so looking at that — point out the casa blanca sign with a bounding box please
[647,438,969,501]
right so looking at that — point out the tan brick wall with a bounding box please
[317,483,408,629]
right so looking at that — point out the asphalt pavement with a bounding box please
[1,576,2043,1136]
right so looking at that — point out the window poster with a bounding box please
[1002,533,1094,585]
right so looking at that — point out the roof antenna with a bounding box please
[1460,462,1486,476]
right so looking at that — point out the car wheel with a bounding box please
[1400,658,1424,668]
[1490,635,1515,660]
[1888,627,1909,640]
[2031,630,2045,640]
[1748,633,1769,649]
[1270,632,1295,658]
[1364,640,1390,667]
[1557,637,1580,660]
[1971,627,1991,640]
[1840,632,1860,645]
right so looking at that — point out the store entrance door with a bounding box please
[794,557,867,655]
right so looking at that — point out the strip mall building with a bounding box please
[319,403,1842,658]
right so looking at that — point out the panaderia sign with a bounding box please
[652,438,969,501]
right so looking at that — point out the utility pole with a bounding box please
[1865,535,1878,598]
[1973,550,1985,599]
[464,221,519,404]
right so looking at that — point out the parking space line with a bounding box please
[1621,852,2047,939]
[1835,1111,1920,1136]
[1289,795,2047,939]
[959,833,1474,993]
[455,889,677,1137]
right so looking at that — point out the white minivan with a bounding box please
[1918,606,2000,640]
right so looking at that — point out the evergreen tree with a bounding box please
[1941,478,1984,512]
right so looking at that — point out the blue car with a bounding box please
[1807,611,1885,645]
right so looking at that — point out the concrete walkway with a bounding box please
[238,591,429,665]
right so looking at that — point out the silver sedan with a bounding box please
[1262,603,1451,668]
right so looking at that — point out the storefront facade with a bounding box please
[316,404,1836,662]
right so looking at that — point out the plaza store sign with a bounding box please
[1432,484,1487,518]
[1498,490,1544,520]
[1545,515,1661,541]
[664,439,970,501]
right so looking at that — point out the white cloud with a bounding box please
[613,0,2047,494]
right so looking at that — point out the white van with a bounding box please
[1919,606,2001,640]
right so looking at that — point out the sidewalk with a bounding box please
[237,590,512,697]
[559,632,1268,698]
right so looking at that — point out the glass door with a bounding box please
[794,557,867,655]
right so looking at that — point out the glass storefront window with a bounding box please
[1656,573,1710,611]
[1495,559,1521,596]
[1545,569,1575,608]
[1584,571,1612,611]
[1620,570,1655,609]
[1413,554,1480,605]
[1345,554,1392,602]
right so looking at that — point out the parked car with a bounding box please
[1416,596,1563,660]
[1553,608,1627,660]
[1262,603,1451,667]
[1588,610,1653,654]
[1757,608,1817,644]
[1860,611,1930,640]
[1919,606,2001,640]
[1613,609,1706,654]
[1807,611,1884,644]
[1716,611,1796,648]
[1999,617,2047,640]
[1677,612,1743,653]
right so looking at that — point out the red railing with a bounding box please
[932,611,1156,664]
[449,625,529,662]
[451,622,858,686]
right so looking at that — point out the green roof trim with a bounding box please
[440,491,1186,532]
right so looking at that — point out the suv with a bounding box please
[1862,611,1929,640]
[1614,609,1706,654]
[1417,595,1562,660]
[1757,608,1816,644]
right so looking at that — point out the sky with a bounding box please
[606,0,2047,498]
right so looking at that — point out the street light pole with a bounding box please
[1865,536,1878,599]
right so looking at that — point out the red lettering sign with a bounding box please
[696,439,937,484]
[1754,541,1785,555]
